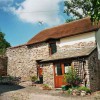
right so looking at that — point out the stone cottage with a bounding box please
[6,18,100,91]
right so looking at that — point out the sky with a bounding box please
[0,0,69,46]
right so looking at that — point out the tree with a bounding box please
[64,0,100,24]
[66,17,76,23]
[0,32,11,55]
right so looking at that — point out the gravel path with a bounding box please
[0,84,99,100]
[0,91,93,100]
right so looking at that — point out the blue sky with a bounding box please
[0,0,68,46]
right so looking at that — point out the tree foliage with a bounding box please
[64,0,100,24]
[0,32,11,55]
[66,17,79,23]
[66,17,76,23]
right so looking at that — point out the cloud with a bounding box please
[9,0,63,26]
[0,0,13,11]
[0,0,13,2]
[0,0,13,5]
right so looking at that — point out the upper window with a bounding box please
[49,42,57,55]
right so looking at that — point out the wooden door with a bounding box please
[37,65,43,83]
[54,63,66,88]
[38,67,43,76]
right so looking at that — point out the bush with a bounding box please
[0,76,21,85]
[67,88,73,94]
[30,76,37,82]
[42,84,51,90]
[67,86,91,96]
[43,84,49,88]
[65,67,81,87]
[78,86,91,93]
[67,87,79,95]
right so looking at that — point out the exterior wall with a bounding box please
[42,52,100,90]
[56,32,96,51]
[72,50,100,92]
[73,59,90,88]
[6,43,49,81]
[88,50,100,91]
[43,63,54,88]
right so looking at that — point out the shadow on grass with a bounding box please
[0,83,25,95]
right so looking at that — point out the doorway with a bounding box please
[37,65,43,84]
[54,62,71,88]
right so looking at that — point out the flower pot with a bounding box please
[61,85,67,91]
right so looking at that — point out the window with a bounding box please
[64,63,71,74]
[55,64,62,75]
[49,42,57,55]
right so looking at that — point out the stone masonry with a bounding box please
[6,42,49,81]
[56,41,96,52]
[43,63,54,87]
[88,49,100,91]
[72,49,100,91]
[73,59,92,90]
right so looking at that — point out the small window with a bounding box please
[55,64,62,75]
[49,43,57,55]
[64,63,71,74]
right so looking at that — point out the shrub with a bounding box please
[8,76,14,81]
[0,76,21,85]
[43,84,49,88]
[42,84,51,90]
[67,88,73,94]
[30,76,37,82]
[65,67,81,87]
[78,86,91,93]
[67,87,79,95]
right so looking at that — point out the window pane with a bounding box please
[64,63,71,73]
[50,43,57,54]
[55,64,62,75]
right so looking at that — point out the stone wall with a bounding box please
[88,49,100,91]
[73,59,90,88]
[56,41,96,52]
[72,50,100,92]
[57,31,96,52]
[43,63,54,88]
[6,42,49,81]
